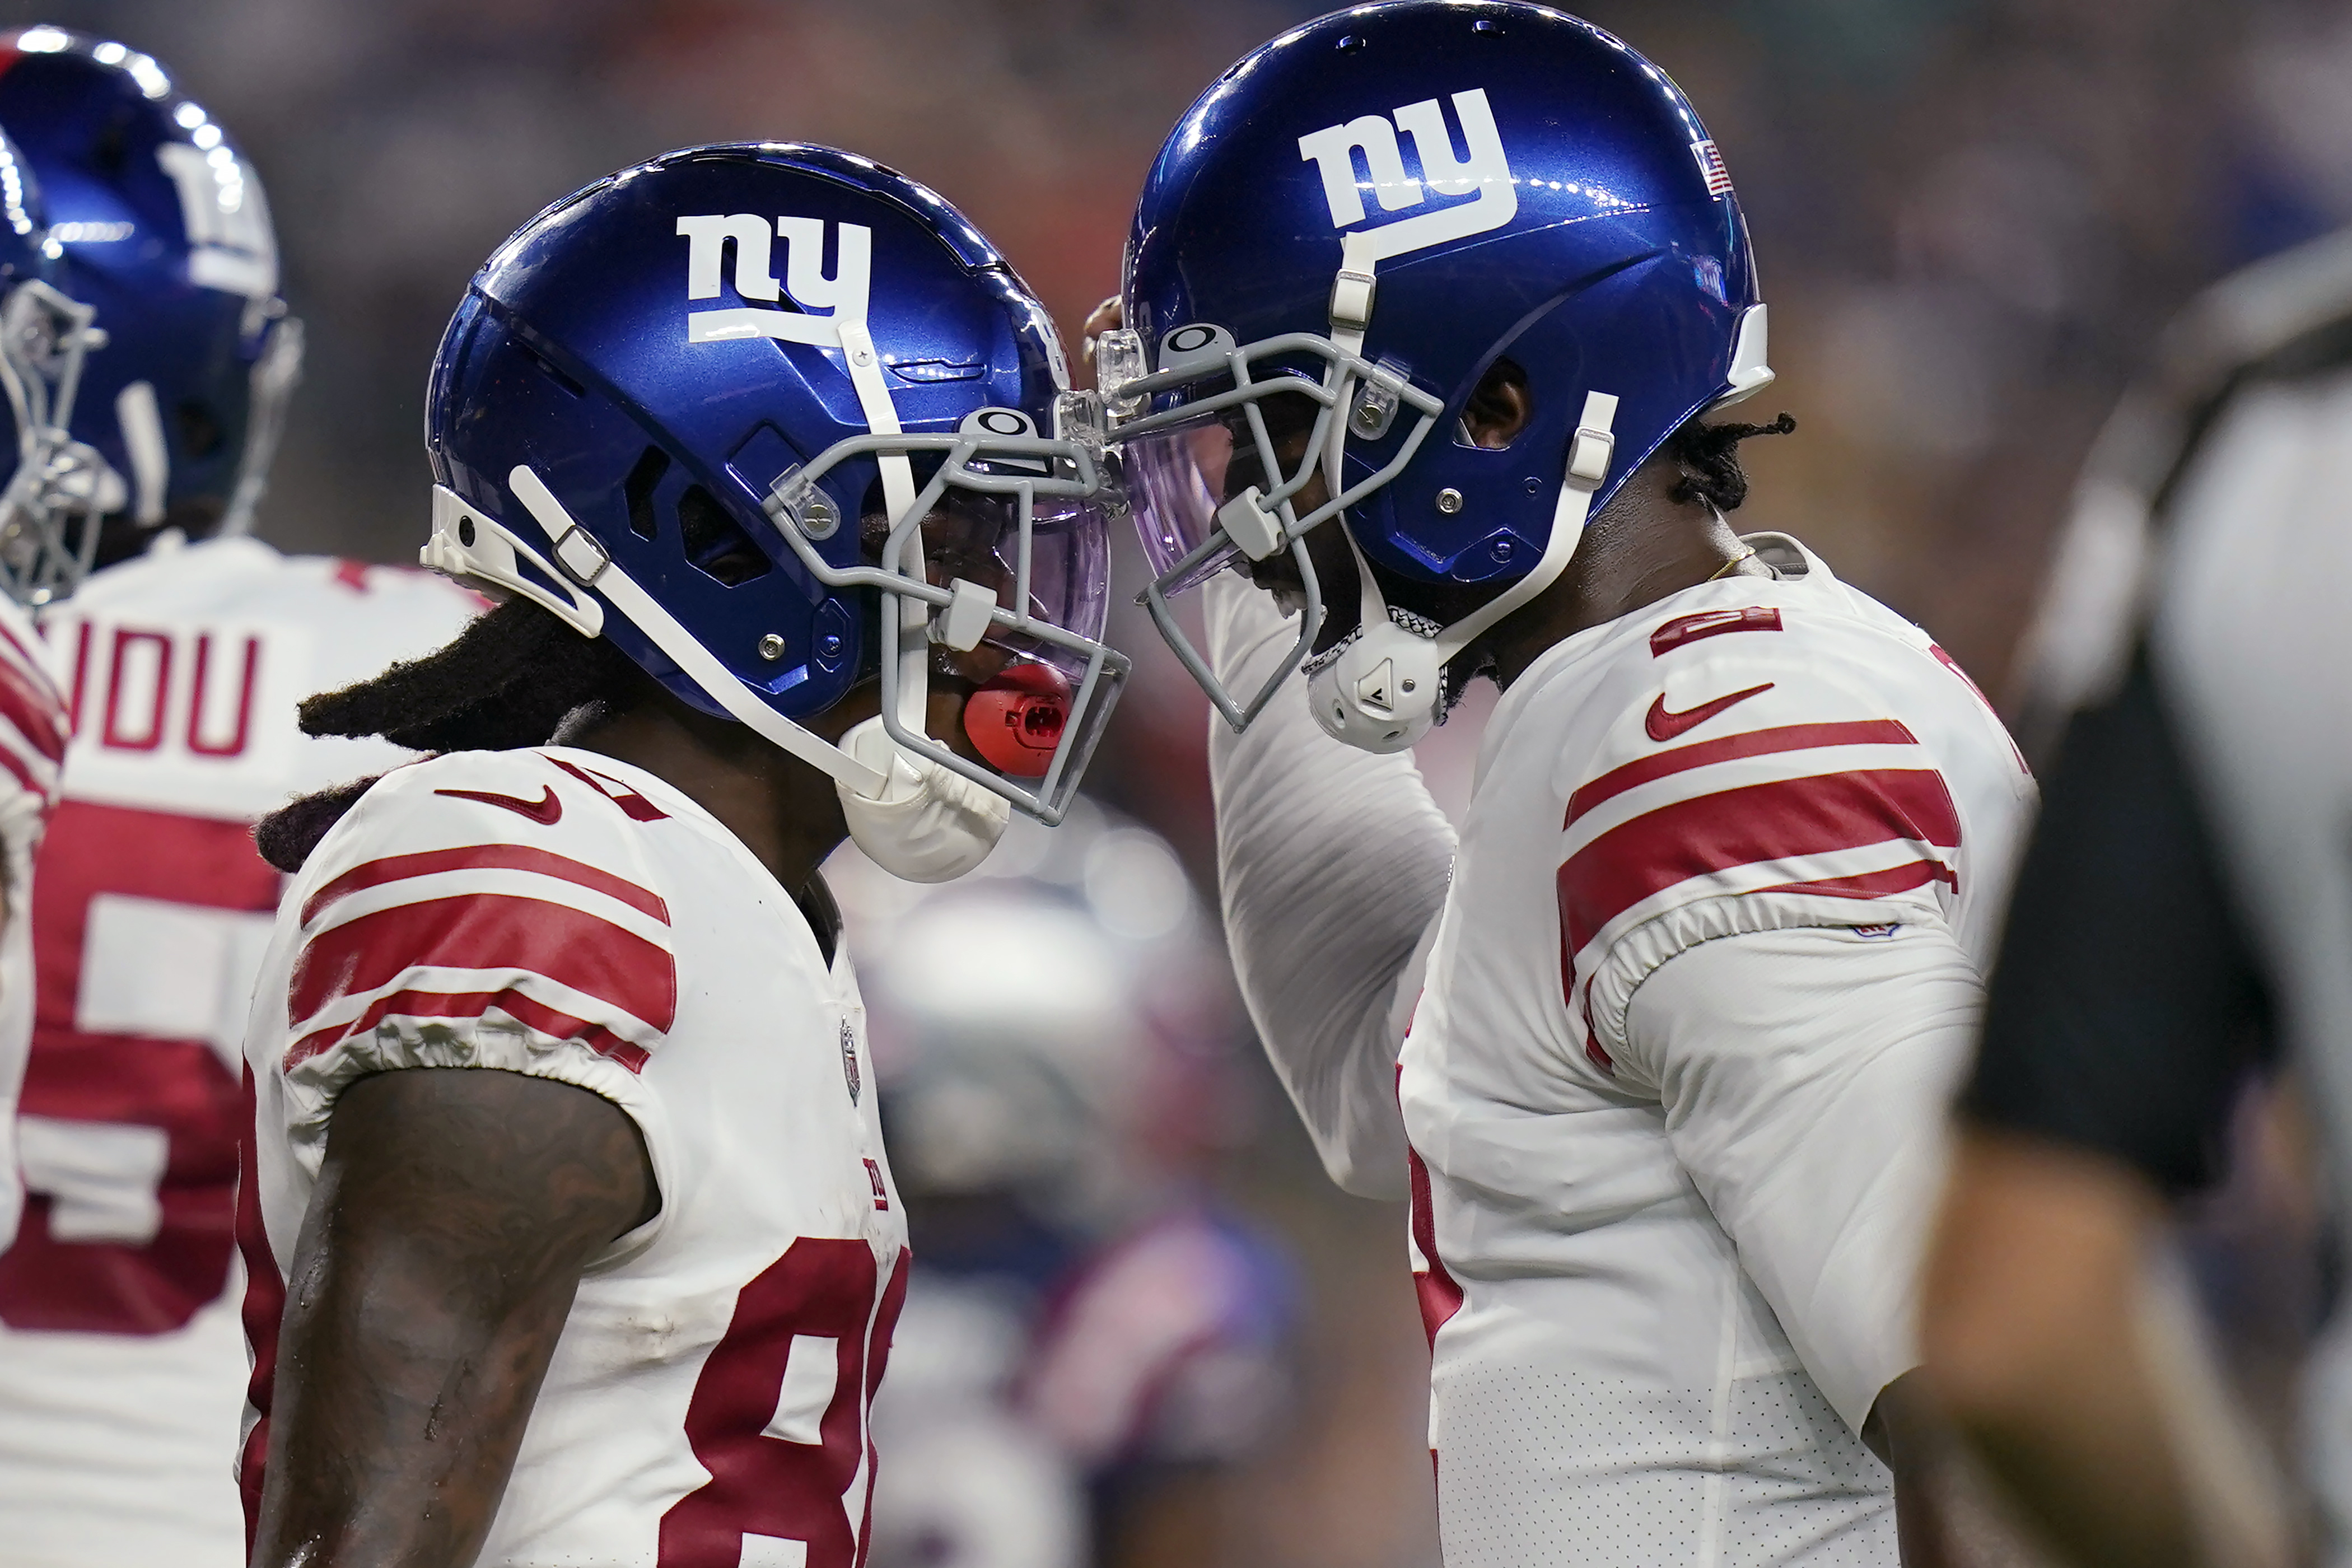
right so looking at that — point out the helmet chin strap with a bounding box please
[501,379,1010,881]
[1307,389,1619,754]
[828,312,1013,878]
[1299,239,1623,753]
[834,315,926,738]
[503,464,891,797]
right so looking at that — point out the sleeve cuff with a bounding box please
[278,1010,674,1261]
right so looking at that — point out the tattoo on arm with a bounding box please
[248,1067,657,1568]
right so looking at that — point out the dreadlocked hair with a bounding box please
[253,776,382,876]
[253,597,648,874]
[297,596,645,752]
[1665,412,1796,512]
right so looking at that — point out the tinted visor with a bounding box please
[869,484,1111,672]
[1126,386,1325,595]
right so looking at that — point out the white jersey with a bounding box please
[0,592,67,1245]
[239,746,909,1567]
[0,535,477,1568]
[1400,536,2033,1566]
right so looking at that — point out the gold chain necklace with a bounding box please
[1708,546,1760,581]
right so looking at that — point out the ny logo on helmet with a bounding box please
[676,213,872,347]
[156,142,278,300]
[1296,88,1518,265]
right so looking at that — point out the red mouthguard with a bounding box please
[963,661,1071,778]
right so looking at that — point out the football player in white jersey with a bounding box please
[236,142,1127,1567]
[1094,4,2034,1561]
[1916,234,2352,1568]
[0,33,481,1568]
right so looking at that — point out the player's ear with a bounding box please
[1460,359,1531,450]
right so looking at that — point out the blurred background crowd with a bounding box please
[15,0,2352,1562]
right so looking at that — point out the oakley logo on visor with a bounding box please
[676,213,871,347]
[1296,88,1516,264]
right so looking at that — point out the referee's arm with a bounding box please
[1920,647,2290,1568]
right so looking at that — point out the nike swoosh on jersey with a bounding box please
[433,785,564,824]
[1644,682,1775,743]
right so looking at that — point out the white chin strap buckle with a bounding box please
[1309,619,1443,753]
[1306,388,1622,757]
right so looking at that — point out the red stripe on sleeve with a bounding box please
[1566,719,1919,827]
[0,735,41,798]
[301,843,669,927]
[0,614,63,706]
[1558,767,1963,954]
[0,609,37,668]
[284,986,651,1074]
[0,654,67,765]
[236,1066,283,1552]
[290,893,676,1038]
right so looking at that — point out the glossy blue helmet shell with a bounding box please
[0,123,49,291]
[0,26,293,545]
[1122,0,1766,591]
[0,106,125,608]
[426,141,1081,738]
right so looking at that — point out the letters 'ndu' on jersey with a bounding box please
[0,536,478,1568]
[239,748,909,1567]
[0,592,68,1247]
[1399,536,2034,1567]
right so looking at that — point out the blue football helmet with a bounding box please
[0,25,301,601]
[1104,1,1772,749]
[420,143,1127,858]
[0,110,107,606]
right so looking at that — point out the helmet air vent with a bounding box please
[175,397,223,459]
[519,340,585,399]
[677,484,772,586]
[622,445,668,540]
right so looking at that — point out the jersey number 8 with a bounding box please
[660,1236,911,1568]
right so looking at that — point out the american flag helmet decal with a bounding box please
[1691,139,1733,195]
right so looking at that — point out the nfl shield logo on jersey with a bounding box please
[841,1019,861,1104]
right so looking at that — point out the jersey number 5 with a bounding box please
[659,1236,910,1568]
